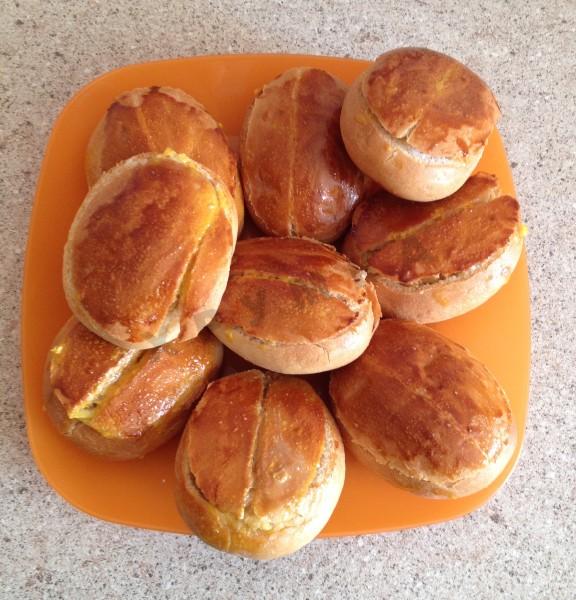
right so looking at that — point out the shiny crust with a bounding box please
[64,153,237,349]
[329,320,515,498]
[85,86,244,230]
[209,237,381,374]
[240,68,363,242]
[342,173,523,322]
[365,49,501,157]
[340,48,500,201]
[44,318,223,460]
[175,370,345,559]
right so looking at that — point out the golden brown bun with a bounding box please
[330,320,515,498]
[44,318,223,460]
[64,152,238,349]
[175,370,345,559]
[209,237,381,374]
[85,86,244,231]
[342,173,523,323]
[240,68,363,242]
[340,48,501,201]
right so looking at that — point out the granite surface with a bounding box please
[1,1,575,598]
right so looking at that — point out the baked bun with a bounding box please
[175,370,345,559]
[340,48,501,201]
[209,237,381,374]
[45,318,223,460]
[330,320,515,498]
[342,173,523,323]
[240,67,363,242]
[85,86,244,230]
[64,152,238,349]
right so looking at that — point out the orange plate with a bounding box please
[21,54,530,537]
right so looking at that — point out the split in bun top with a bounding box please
[86,86,244,229]
[342,173,523,322]
[209,237,381,374]
[175,369,345,559]
[364,48,500,159]
[64,152,238,349]
[45,318,223,460]
[340,48,501,201]
[241,67,364,242]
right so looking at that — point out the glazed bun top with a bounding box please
[330,319,515,493]
[240,67,363,242]
[213,236,380,346]
[182,370,333,519]
[47,318,223,438]
[343,173,520,285]
[64,151,237,348]
[86,86,244,228]
[362,48,501,160]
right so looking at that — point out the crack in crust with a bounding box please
[65,153,237,348]
[362,95,464,167]
[230,269,366,313]
[241,372,269,517]
[360,183,500,262]
[286,71,301,236]
[176,371,345,557]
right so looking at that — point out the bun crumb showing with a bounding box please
[175,370,345,559]
[340,48,501,201]
[342,172,523,323]
[44,318,223,460]
[330,320,515,499]
[209,237,381,374]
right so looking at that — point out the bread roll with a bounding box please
[64,152,238,349]
[86,86,244,230]
[330,320,515,498]
[240,67,363,242]
[175,370,345,559]
[209,237,381,374]
[45,318,223,460]
[342,173,523,323]
[340,48,501,201]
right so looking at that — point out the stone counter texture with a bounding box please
[1,1,575,598]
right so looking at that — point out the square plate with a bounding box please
[21,54,530,537]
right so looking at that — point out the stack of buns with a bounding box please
[44,48,523,560]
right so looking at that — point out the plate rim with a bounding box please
[20,52,531,538]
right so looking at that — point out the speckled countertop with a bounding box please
[2,1,575,598]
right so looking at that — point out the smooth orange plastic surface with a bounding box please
[21,54,530,537]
